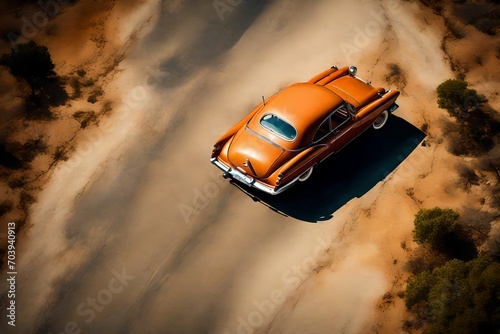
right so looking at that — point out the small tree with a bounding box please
[413,207,477,260]
[436,79,487,118]
[0,41,55,94]
[436,79,499,156]
[413,208,460,248]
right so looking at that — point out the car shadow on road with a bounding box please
[229,115,426,222]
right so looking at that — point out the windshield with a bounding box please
[259,114,297,141]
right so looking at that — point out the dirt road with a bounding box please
[4,0,491,333]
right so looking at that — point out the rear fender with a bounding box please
[354,90,400,121]
[315,66,349,86]
[308,67,338,84]
[276,145,328,183]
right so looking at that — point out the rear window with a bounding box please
[260,114,297,141]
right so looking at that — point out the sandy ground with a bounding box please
[0,0,498,333]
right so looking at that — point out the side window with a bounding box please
[336,106,349,120]
[331,106,347,128]
[313,118,331,142]
[331,104,353,131]
[347,103,357,118]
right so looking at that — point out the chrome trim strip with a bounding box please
[329,85,361,106]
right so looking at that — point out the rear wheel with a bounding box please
[298,166,314,182]
[373,110,389,130]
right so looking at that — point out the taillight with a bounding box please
[211,144,221,158]
[276,173,284,185]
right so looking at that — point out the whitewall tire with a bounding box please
[373,110,389,130]
[298,166,314,182]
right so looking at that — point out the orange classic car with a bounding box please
[210,65,400,195]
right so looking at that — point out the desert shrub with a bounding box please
[459,206,495,244]
[19,191,35,210]
[385,63,407,89]
[437,79,487,118]
[0,41,67,117]
[0,138,48,169]
[437,79,500,156]
[0,200,13,216]
[413,208,461,247]
[0,144,22,169]
[456,163,479,190]
[101,100,112,114]
[420,123,429,133]
[476,154,500,182]
[413,208,477,260]
[87,94,98,103]
[0,41,55,92]
[53,146,68,161]
[87,88,103,104]
[475,153,500,208]
[73,110,96,128]
[18,138,48,162]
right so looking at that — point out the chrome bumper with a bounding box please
[210,158,295,195]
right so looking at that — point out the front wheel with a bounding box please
[298,166,314,182]
[372,110,389,130]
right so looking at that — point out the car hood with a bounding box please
[228,127,284,178]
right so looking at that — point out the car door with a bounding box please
[329,105,356,152]
[310,116,335,161]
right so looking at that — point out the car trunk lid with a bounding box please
[228,127,284,178]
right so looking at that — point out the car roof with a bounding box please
[248,83,344,149]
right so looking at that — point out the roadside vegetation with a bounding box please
[0,42,60,171]
[403,9,500,326]
[437,78,500,156]
[0,41,108,266]
[403,208,500,333]
[0,41,68,119]
[0,41,61,265]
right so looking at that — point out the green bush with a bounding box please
[437,79,499,156]
[437,79,487,117]
[405,255,500,333]
[413,208,477,260]
[413,208,460,247]
[405,270,436,308]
